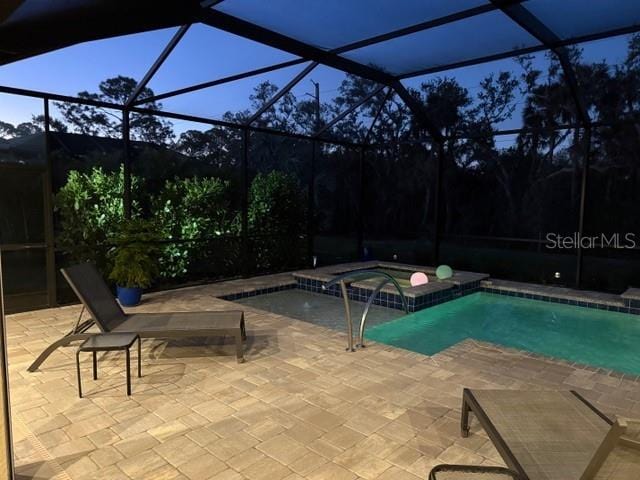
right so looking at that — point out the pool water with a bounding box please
[366,292,640,375]
[237,289,404,332]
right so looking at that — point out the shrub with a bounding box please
[152,176,237,278]
[55,167,308,283]
[55,165,139,271]
[247,171,307,270]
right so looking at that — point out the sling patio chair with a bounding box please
[28,263,246,372]
[427,388,640,480]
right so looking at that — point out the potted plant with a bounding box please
[109,218,161,306]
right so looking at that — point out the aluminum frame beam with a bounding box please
[490,1,590,126]
[314,85,385,138]
[136,58,306,106]
[144,3,523,110]
[575,126,592,286]
[0,84,361,148]
[9,82,633,149]
[135,0,638,139]
[201,0,226,7]
[245,61,318,125]
[391,80,442,140]
[400,23,640,80]
[3,0,639,137]
[126,24,190,107]
[42,99,57,307]
[198,8,444,141]
[364,88,392,144]
[331,1,523,55]
[199,9,390,84]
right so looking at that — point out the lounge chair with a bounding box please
[427,388,640,479]
[28,263,246,372]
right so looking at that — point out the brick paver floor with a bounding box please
[8,278,640,479]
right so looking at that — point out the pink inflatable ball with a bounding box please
[410,272,429,287]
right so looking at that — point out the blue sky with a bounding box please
[0,22,632,133]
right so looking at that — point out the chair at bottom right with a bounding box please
[429,415,640,480]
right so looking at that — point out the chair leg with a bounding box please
[76,350,82,398]
[28,333,93,372]
[235,333,244,363]
[461,395,471,438]
[125,349,131,396]
[92,351,98,380]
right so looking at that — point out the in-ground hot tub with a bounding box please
[293,261,488,312]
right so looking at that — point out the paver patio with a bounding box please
[8,278,640,479]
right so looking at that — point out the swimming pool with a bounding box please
[366,292,640,375]
[237,289,404,332]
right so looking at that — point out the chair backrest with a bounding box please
[581,417,640,479]
[61,263,127,332]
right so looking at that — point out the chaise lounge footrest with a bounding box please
[113,311,246,362]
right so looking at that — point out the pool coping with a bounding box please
[434,339,640,382]
[216,262,640,316]
[293,261,488,312]
[481,279,639,315]
[466,339,640,380]
[294,260,488,294]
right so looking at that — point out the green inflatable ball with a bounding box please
[436,264,453,280]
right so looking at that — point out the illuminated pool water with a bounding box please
[366,292,640,374]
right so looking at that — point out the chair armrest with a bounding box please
[618,417,640,450]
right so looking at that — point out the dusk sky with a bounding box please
[0,23,632,134]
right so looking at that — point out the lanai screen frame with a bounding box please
[2,0,640,306]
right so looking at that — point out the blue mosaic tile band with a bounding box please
[624,298,640,310]
[227,277,640,316]
[481,287,640,315]
[295,277,482,312]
